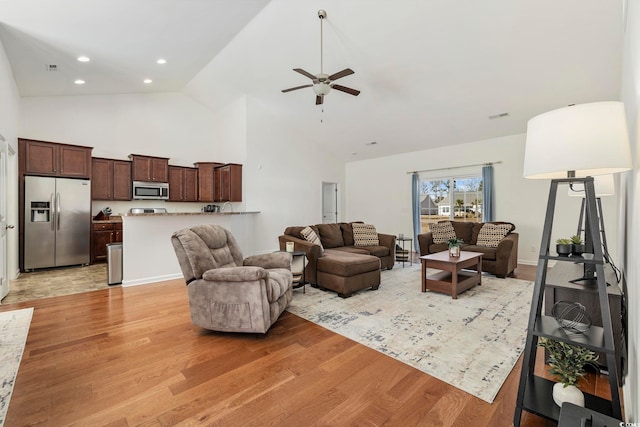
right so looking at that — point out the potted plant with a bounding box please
[570,234,586,257]
[556,238,572,257]
[538,337,598,407]
[448,238,463,258]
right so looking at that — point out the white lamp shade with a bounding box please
[567,174,615,197]
[523,102,632,179]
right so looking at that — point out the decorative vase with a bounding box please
[552,383,585,407]
[449,244,460,258]
[556,244,572,257]
[571,243,586,257]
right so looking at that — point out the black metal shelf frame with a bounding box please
[513,177,622,426]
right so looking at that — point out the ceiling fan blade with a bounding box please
[282,84,313,93]
[293,68,317,80]
[328,68,354,81]
[331,84,361,96]
[316,95,324,105]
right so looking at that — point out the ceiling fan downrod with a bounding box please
[319,9,326,75]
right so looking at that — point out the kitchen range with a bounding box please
[128,207,168,214]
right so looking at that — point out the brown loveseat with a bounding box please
[417,221,519,278]
[278,222,396,298]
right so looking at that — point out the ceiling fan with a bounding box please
[282,9,360,105]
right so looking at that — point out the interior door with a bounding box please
[322,182,338,224]
[0,136,9,299]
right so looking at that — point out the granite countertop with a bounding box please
[124,211,260,217]
[93,215,123,223]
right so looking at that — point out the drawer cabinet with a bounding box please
[91,222,123,263]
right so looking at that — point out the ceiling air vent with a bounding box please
[45,64,58,71]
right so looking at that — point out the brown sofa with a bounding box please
[417,221,519,278]
[278,222,396,298]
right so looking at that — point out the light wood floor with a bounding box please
[1,264,614,426]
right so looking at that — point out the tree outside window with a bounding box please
[419,176,482,232]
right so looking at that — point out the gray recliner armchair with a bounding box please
[171,224,293,334]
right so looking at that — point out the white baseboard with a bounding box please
[122,273,184,287]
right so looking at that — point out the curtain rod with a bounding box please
[407,161,502,175]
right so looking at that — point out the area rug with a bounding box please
[0,308,33,427]
[287,264,533,403]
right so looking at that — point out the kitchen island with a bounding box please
[121,211,259,287]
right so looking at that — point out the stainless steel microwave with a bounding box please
[132,181,169,200]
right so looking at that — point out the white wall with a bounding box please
[19,92,224,165]
[0,38,21,279]
[345,134,619,266]
[620,0,640,419]
[17,91,347,261]
[244,96,346,254]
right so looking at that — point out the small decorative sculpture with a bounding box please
[552,301,592,333]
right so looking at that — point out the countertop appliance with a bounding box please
[129,207,168,214]
[204,204,220,212]
[132,181,169,200]
[24,176,91,270]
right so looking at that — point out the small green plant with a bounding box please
[538,337,598,386]
[448,238,463,246]
[570,235,584,245]
[556,238,572,245]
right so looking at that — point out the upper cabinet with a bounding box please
[20,139,92,178]
[194,162,223,202]
[92,158,132,200]
[168,166,198,202]
[215,163,242,202]
[129,154,169,183]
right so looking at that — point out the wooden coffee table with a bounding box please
[420,251,483,299]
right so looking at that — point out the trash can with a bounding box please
[107,242,123,285]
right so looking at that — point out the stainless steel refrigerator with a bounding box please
[24,176,91,270]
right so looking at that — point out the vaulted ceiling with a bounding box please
[0,0,625,161]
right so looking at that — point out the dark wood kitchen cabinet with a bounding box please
[20,138,92,178]
[129,154,169,183]
[168,166,198,202]
[215,163,242,202]
[194,162,223,202]
[92,158,132,200]
[91,221,123,263]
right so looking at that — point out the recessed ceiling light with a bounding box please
[74,79,85,85]
[156,59,166,64]
[143,79,153,84]
[77,56,90,62]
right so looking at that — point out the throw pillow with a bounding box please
[300,226,324,253]
[352,223,379,246]
[429,221,457,244]
[477,223,512,248]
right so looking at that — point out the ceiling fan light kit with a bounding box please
[282,9,360,105]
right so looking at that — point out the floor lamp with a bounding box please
[523,102,631,285]
[514,101,631,425]
[569,174,616,272]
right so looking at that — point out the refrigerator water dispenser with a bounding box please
[30,201,50,222]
